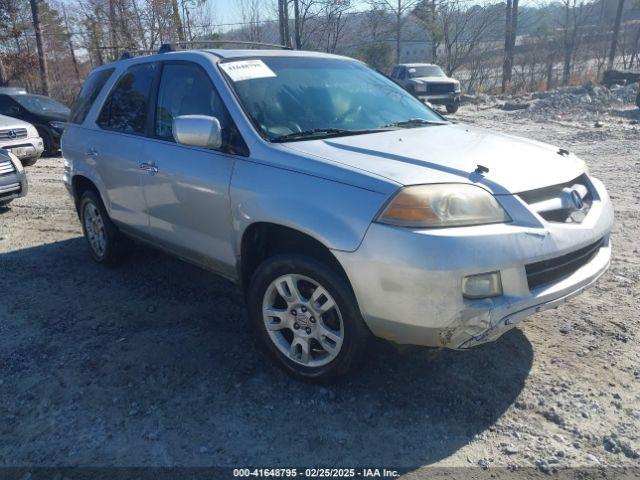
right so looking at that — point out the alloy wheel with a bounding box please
[262,273,344,368]
[83,201,107,258]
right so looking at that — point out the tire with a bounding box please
[79,190,127,265]
[20,156,38,167]
[247,254,370,383]
[37,128,55,156]
[446,104,459,114]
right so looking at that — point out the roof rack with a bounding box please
[119,49,156,60]
[158,40,293,54]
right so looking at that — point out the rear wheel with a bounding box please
[79,190,127,265]
[248,255,370,383]
[446,104,459,114]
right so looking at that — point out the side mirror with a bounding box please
[172,115,222,149]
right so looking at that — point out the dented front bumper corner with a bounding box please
[333,179,613,349]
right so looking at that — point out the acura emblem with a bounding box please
[7,130,16,139]
[570,190,584,210]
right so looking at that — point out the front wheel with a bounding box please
[247,255,370,383]
[446,104,459,114]
[20,157,38,167]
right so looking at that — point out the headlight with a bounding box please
[27,125,39,138]
[377,184,511,228]
[413,83,427,93]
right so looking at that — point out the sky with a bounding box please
[210,0,369,28]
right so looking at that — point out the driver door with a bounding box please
[139,61,243,277]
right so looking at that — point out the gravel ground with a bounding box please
[0,99,639,477]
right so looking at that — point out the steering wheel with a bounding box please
[334,104,363,125]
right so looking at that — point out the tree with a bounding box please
[293,0,301,48]
[501,0,518,93]
[608,0,625,68]
[414,0,442,62]
[371,0,419,63]
[28,0,49,94]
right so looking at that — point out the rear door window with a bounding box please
[69,68,114,124]
[97,63,157,134]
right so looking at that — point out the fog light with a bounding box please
[462,271,502,299]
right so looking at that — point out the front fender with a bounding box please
[230,161,389,255]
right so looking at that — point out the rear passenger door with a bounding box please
[90,62,158,235]
[139,61,244,277]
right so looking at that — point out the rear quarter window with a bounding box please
[69,68,115,124]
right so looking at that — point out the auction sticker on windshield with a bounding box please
[219,60,277,82]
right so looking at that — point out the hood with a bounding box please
[35,111,69,122]
[411,76,456,84]
[0,114,32,129]
[282,124,586,195]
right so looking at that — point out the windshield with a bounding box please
[221,57,444,141]
[408,66,445,78]
[13,94,70,116]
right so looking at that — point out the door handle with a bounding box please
[86,148,98,157]
[139,162,158,174]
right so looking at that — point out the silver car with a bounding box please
[0,149,28,207]
[62,46,613,382]
[0,114,44,166]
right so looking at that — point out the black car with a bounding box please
[0,92,70,155]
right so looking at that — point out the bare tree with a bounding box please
[439,1,499,76]
[370,0,419,63]
[608,0,625,68]
[28,0,49,94]
[238,0,263,42]
[414,0,442,62]
[293,0,301,48]
[501,0,518,93]
[318,0,351,53]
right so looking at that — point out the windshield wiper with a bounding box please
[382,118,447,128]
[271,127,389,143]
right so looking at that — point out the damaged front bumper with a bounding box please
[333,176,613,349]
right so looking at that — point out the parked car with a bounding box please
[0,114,44,166]
[390,63,461,113]
[0,149,28,207]
[62,46,613,382]
[0,91,69,155]
[602,68,640,88]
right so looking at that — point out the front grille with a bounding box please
[0,159,15,176]
[518,174,592,223]
[427,83,455,95]
[0,128,27,140]
[525,238,604,290]
[0,182,21,198]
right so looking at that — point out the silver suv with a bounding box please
[62,45,613,382]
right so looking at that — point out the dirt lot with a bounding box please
[1,99,639,477]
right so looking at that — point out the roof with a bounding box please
[108,46,352,66]
[203,49,349,60]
